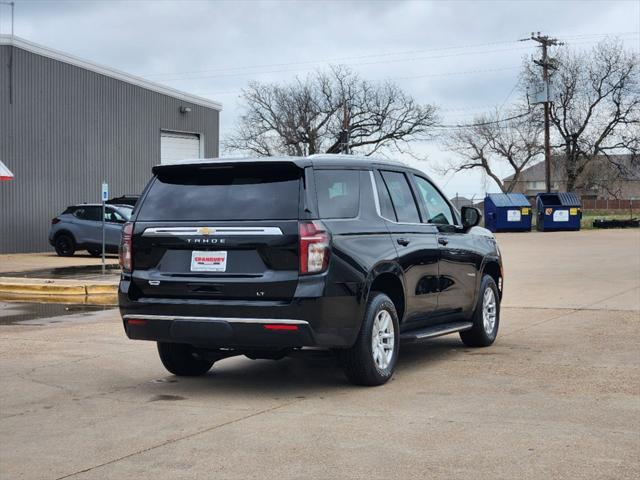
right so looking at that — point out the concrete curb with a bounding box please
[0,277,118,297]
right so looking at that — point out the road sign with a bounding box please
[101,182,109,202]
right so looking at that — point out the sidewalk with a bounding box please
[0,252,118,274]
[0,252,119,303]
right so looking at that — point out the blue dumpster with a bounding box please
[536,192,582,231]
[483,193,532,232]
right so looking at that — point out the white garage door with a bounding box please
[160,131,201,164]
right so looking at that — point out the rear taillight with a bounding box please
[51,218,60,225]
[299,221,330,275]
[263,324,299,331]
[119,222,133,272]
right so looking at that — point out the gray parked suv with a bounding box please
[49,204,133,256]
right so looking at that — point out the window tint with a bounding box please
[105,208,127,223]
[74,207,101,222]
[114,206,133,221]
[380,171,421,223]
[374,170,397,221]
[315,170,360,218]
[413,176,454,225]
[137,165,300,221]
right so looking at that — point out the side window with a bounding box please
[413,176,454,225]
[373,171,397,221]
[315,169,360,219]
[74,207,101,221]
[380,171,421,223]
[105,208,125,223]
[86,207,102,222]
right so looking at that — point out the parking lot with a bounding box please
[1,229,638,479]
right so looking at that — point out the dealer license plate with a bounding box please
[190,250,227,272]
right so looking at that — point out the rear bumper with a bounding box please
[124,314,315,348]
[118,277,364,348]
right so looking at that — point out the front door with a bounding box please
[411,175,481,318]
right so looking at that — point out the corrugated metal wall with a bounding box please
[0,45,220,253]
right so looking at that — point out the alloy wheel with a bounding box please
[371,309,395,370]
[482,287,497,335]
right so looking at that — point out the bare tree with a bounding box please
[225,66,438,157]
[442,109,543,193]
[523,39,639,191]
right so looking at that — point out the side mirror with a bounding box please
[461,206,482,230]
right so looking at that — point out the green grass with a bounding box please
[580,210,638,230]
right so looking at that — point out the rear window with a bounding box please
[137,165,300,221]
[315,170,360,219]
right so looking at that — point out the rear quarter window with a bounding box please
[314,170,360,219]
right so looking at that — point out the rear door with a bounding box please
[72,206,102,245]
[131,163,302,301]
[375,170,440,329]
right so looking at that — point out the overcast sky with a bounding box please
[2,0,638,198]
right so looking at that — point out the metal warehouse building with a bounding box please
[0,35,221,253]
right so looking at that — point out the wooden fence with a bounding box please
[581,199,640,210]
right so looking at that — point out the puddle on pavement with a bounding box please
[1,264,121,281]
[149,394,186,402]
[0,301,116,325]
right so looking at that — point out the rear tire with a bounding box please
[54,234,76,257]
[340,292,400,386]
[157,342,214,376]
[460,275,500,347]
[88,249,101,257]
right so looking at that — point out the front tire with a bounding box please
[87,248,102,257]
[157,342,214,376]
[460,275,500,347]
[340,292,400,386]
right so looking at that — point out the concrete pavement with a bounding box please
[0,229,638,479]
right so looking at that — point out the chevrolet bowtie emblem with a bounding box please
[199,227,212,235]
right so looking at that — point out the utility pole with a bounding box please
[340,100,350,154]
[525,32,562,193]
[1,2,15,104]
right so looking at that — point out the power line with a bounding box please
[140,31,639,82]
[433,110,534,130]
[192,65,521,96]
[151,45,537,82]
[139,35,631,86]
[141,38,526,78]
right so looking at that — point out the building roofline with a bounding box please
[0,35,222,111]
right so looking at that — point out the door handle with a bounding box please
[438,237,449,246]
[396,238,411,246]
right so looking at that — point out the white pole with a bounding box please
[102,198,106,275]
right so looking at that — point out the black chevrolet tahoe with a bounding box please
[119,155,503,386]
